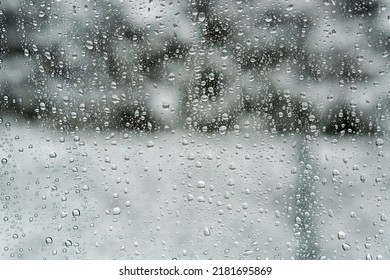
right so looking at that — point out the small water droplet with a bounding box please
[49,151,57,158]
[244,250,253,256]
[197,180,206,188]
[291,167,297,174]
[45,237,53,244]
[203,226,211,236]
[162,102,170,109]
[227,179,235,186]
[200,95,209,102]
[1,158,7,164]
[228,163,236,170]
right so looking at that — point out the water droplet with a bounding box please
[200,95,209,102]
[113,207,121,215]
[65,240,72,247]
[146,141,155,148]
[227,179,235,186]
[111,93,119,102]
[291,167,297,174]
[342,243,351,252]
[168,73,176,81]
[45,237,53,244]
[187,153,195,160]
[221,49,228,60]
[49,151,57,158]
[337,231,346,240]
[44,51,51,60]
[376,138,384,148]
[219,126,227,134]
[244,250,253,256]
[197,180,206,188]
[162,102,170,109]
[1,158,7,164]
[198,12,206,22]
[203,226,211,236]
[286,4,294,11]
[72,209,81,217]
[86,40,94,50]
[228,163,236,170]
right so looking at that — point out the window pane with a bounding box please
[0,0,389,260]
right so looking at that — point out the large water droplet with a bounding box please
[198,12,206,22]
[342,243,351,252]
[219,126,227,134]
[72,209,81,217]
[337,231,346,240]
[86,40,94,50]
[376,138,384,148]
[113,207,121,215]
[168,73,176,81]
[146,141,155,148]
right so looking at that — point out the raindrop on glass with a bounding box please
[342,243,351,252]
[72,209,81,217]
[337,231,346,240]
[49,151,57,158]
[113,207,121,215]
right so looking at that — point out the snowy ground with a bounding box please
[0,121,389,260]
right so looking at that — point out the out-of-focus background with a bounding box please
[0,0,389,260]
